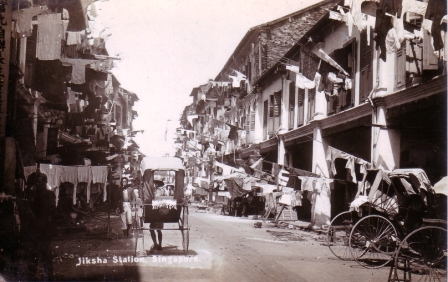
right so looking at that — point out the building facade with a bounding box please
[178,0,447,227]
[1,0,141,196]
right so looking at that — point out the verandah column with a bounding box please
[371,98,400,170]
[278,75,290,165]
[310,121,331,228]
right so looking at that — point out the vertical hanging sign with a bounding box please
[0,0,11,137]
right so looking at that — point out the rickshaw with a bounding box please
[134,157,189,255]
[327,169,446,279]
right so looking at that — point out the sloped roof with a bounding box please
[215,0,339,81]
[189,87,199,97]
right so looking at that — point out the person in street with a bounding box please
[30,172,56,281]
[150,181,166,251]
[119,178,135,238]
[133,186,144,229]
[241,197,248,217]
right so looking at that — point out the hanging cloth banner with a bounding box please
[303,41,350,76]
[187,115,199,126]
[229,70,247,88]
[285,64,316,89]
[325,145,371,183]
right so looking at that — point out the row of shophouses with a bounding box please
[177,0,447,227]
[0,0,141,204]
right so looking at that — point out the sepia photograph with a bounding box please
[0,0,446,281]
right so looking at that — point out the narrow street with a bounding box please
[1,211,390,282]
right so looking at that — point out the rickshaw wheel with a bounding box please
[394,226,447,281]
[349,215,398,268]
[327,211,359,260]
[180,205,189,252]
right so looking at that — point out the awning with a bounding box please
[433,177,447,196]
[222,174,253,199]
[389,169,433,192]
[140,157,185,172]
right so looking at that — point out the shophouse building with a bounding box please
[178,0,447,227]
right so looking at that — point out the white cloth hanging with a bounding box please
[78,166,92,203]
[61,166,78,205]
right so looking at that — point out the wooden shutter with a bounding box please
[273,91,281,132]
[263,100,268,139]
[422,31,439,70]
[289,81,295,130]
[395,44,406,89]
[297,88,304,126]
[359,30,373,102]
[308,89,315,121]
[406,39,422,76]
[269,95,275,135]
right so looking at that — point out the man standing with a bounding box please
[119,178,135,238]
[150,181,166,251]
[28,172,57,281]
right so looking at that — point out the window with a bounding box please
[297,88,305,126]
[269,92,281,136]
[395,44,407,89]
[263,100,268,139]
[359,30,373,102]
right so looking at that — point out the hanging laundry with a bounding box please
[78,166,92,203]
[24,165,37,181]
[66,31,83,45]
[12,5,48,38]
[277,168,290,187]
[337,5,354,36]
[298,176,314,192]
[285,64,315,88]
[325,146,371,183]
[229,70,247,88]
[91,166,108,202]
[91,166,107,183]
[347,0,377,31]
[187,115,199,126]
[36,13,63,60]
[401,0,428,16]
[285,64,300,73]
[385,28,401,53]
[296,73,316,89]
[374,7,394,62]
[60,58,95,84]
[327,72,344,84]
[40,164,62,190]
[214,161,234,176]
[61,166,78,205]
[425,0,447,51]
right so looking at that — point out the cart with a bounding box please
[134,157,189,255]
[327,168,447,278]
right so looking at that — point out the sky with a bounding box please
[96,0,323,157]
